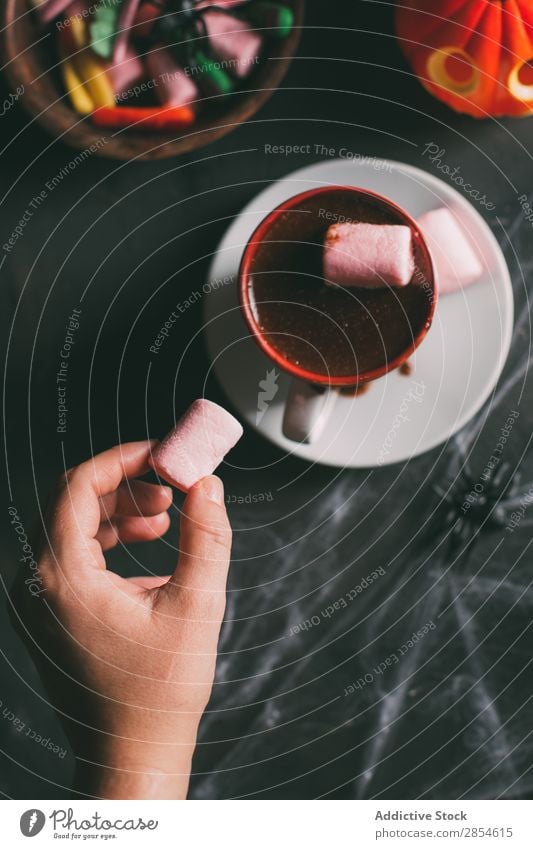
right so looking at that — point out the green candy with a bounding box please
[89,3,121,59]
[192,49,234,96]
[247,2,294,38]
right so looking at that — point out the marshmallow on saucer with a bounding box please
[323,222,414,288]
[417,207,483,295]
[149,399,243,492]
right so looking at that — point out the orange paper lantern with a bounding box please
[396,0,533,117]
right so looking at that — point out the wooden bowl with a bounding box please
[1,0,304,161]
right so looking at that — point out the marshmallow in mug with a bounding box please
[323,222,415,288]
[150,399,243,491]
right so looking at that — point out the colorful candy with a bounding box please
[145,47,200,107]
[190,49,234,95]
[59,13,116,109]
[35,0,294,130]
[195,0,249,8]
[89,1,121,59]
[106,46,144,97]
[92,104,195,130]
[203,11,263,79]
[32,0,75,24]
[60,59,94,114]
[247,2,294,37]
[133,1,161,39]
[113,0,143,64]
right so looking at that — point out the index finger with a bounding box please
[46,441,158,562]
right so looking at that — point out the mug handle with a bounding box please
[282,378,338,444]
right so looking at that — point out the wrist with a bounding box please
[74,757,192,800]
[73,736,198,800]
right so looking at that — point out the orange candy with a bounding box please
[92,104,195,130]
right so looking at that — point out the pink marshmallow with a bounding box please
[418,208,483,295]
[150,399,243,491]
[203,11,263,78]
[323,222,414,288]
[145,47,199,107]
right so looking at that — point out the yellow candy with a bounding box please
[74,52,115,107]
[61,14,115,110]
[69,16,88,50]
[61,59,94,115]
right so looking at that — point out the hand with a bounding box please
[11,441,232,799]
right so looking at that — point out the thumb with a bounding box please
[159,476,232,620]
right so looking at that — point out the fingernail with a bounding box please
[163,485,173,501]
[199,476,224,505]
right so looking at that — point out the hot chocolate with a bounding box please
[244,188,434,380]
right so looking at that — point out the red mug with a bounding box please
[239,186,437,443]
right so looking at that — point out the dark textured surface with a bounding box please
[1,1,532,799]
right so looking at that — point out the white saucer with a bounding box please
[203,158,513,468]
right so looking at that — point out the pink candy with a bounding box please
[107,47,144,98]
[196,0,247,7]
[145,47,199,107]
[323,222,414,289]
[33,0,74,24]
[150,399,243,491]
[418,208,483,295]
[203,11,263,78]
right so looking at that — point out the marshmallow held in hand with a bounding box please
[150,399,243,491]
[323,222,415,289]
